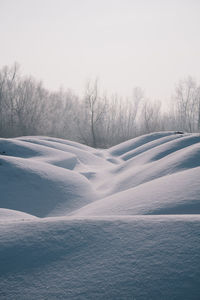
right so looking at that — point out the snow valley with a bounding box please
[0,132,200,299]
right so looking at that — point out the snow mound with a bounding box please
[0,138,77,170]
[18,135,95,151]
[0,216,200,299]
[0,155,97,217]
[109,131,179,156]
[121,133,184,161]
[1,132,200,299]
[74,167,200,216]
[99,134,200,195]
[17,136,111,167]
[0,208,37,221]
[1,132,200,217]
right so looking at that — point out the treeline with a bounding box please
[0,63,200,147]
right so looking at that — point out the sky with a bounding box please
[0,0,200,102]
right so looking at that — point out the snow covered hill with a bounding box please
[0,132,200,299]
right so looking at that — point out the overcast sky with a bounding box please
[1,0,200,101]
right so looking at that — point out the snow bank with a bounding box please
[0,216,200,299]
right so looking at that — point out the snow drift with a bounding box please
[0,132,200,299]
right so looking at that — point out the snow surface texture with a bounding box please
[0,132,200,299]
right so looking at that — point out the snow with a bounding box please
[0,132,200,299]
[109,131,178,156]
[0,208,37,221]
[75,167,200,216]
[0,155,98,217]
[1,216,200,299]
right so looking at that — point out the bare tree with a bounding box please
[76,80,107,147]
[2,63,200,147]
[141,100,162,134]
[173,77,200,132]
[0,63,21,136]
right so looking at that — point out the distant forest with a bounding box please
[0,63,200,147]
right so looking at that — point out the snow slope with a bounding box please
[0,132,200,299]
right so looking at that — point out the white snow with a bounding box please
[74,167,200,216]
[0,208,37,221]
[0,132,200,299]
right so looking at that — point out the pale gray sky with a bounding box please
[1,0,200,101]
